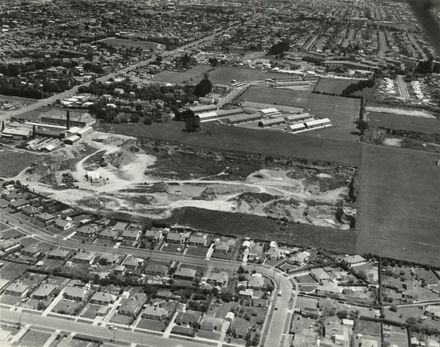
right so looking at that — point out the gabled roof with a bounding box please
[174,267,196,279]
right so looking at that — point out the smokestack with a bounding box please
[32,125,36,138]
[66,110,70,130]
[1,122,4,132]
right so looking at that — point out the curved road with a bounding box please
[0,209,294,347]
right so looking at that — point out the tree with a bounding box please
[268,40,290,55]
[184,114,200,132]
[193,73,213,98]
[356,119,369,135]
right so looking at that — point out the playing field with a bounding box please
[0,150,40,177]
[109,121,361,166]
[367,111,440,134]
[357,144,440,266]
[98,38,163,50]
[239,86,361,142]
[152,65,213,85]
[314,78,362,95]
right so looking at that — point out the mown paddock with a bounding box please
[357,144,440,267]
[161,207,358,254]
[238,86,361,142]
[97,38,163,50]
[313,77,363,95]
[367,111,440,134]
[151,65,213,85]
[0,150,40,177]
[109,121,361,166]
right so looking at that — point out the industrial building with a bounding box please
[226,113,261,124]
[258,117,285,127]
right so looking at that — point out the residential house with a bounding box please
[342,255,366,268]
[247,242,265,262]
[112,222,128,233]
[310,268,332,283]
[73,251,96,264]
[174,267,196,281]
[247,274,265,289]
[144,262,169,277]
[122,229,140,242]
[54,218,73,231]
[214,240,230,254]
[36,212,56,225]
[98,254,120,265]
[99,228,118,240]
[145,229,163,242]
[0,239,21,253]
[5,283,29,297]
[76,224,98,238]
[90,292,116,305]
[231,318,251,339]
[22,205,42,217]
[425,305,440,320]
[166,231,185,244]
[63,286,87,301]
[32,284,57,299]
[207,271,229,287]
[47,248,71,260]
[8,199,30,210]
[119,293,148,318]
[175,310,202,326]
[21,244,42,258]
[199,316,224,332]
[142,302,176,321]
[290,251,310,266]
[188,233,208,247]
[122,255,143,270]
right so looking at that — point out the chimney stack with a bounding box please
[1,122,4,132]
[66,110,70,130]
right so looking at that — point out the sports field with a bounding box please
[98,38,163,50]
[314,78,362,95]
[152,65,213,84]
[239,86,361,142]
[109,121,361,166]
[357,144,440,266]
[367,111,440,134]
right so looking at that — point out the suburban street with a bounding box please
[0,209,295,347]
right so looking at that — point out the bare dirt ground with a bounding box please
[14,131,357,229]
[365,106,436,119]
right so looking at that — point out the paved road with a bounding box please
[0,27,239,123]
[0,309,203,347]
[1,210,293,347]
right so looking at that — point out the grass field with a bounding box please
[97,38,163,50]
[314,78,362,95]
[0,150,40,177]
[163,207,358,254]
[357,144,440,266]
[367,111,440,134]
[239,86,361,142]
[152,65,312,86]
[108,121,361,165]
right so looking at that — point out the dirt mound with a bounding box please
[107,150,137,168]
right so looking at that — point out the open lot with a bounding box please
[314,78,362,95]
[152,65,309,86]
[357,144,440,266]
[238,86,361,142]
[109,122,361,166]
[0,261,29,281]
[97,38,163,50]
[0,150,40,177]
[163,207,358,254]
[17,329,51,347]
[367,111,440,134]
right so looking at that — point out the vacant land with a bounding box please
[357,144,440,266]
[314,78,362,95]
[108,122,361,166]
[97,38,163,50]
[0,150,40,177]
[152,65,308,86]
[238,86,361,142]
[367,112,440,134]
[163,207,358,253]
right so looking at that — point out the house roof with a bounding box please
[73,251,96,262]
[54,218,71,228]
[122,229,140,238]
[175,267,196,278]
[37,212,55,221]
[32,284,56,298]
[6,282,29,294]
[248,274,265,288]
[123,255,141,267]
[91,292,115,303]
[48,248,70,258]
[21,243,41,255]
[100,228,118,238]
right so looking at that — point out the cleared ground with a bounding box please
[238,86,361,142]
[367,111,440,134]
[97,38,163,50]
[357,144,440,266]
[313,78,362,95]
[152,65,212,85]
